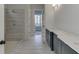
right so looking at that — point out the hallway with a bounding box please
[5,32,55,54]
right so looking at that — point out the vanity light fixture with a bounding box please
[52,4,62,11]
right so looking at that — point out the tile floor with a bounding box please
[5,32,55,54]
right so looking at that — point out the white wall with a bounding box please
[44,4,54,31]
[54,4,79,34]
[0,4,4,54]
[0,5,4,41]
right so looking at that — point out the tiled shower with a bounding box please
[5,9,25,41]
[4,7,25,53]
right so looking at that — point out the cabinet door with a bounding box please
[50,32,54,51]
[53,34,62,54]
[61,41,78,54]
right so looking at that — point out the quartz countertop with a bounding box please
[49,28,79,53]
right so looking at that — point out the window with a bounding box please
[35,14,42,27]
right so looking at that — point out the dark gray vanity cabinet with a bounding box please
[46,29,78,54]
[50,32,54,51]
[61,41,78,54]
[53,34,62,54]
[53,33,78,54]
[46,29,54,51]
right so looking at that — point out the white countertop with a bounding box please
[49,28,79,53]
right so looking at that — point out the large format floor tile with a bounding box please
[5,33,55,54]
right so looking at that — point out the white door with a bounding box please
[0,5,4,54]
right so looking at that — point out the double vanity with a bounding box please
[46,28,79,54]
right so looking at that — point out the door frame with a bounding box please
[33,9,46,43]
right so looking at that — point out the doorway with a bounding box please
[34,10,42,34]
[34,10,43,45]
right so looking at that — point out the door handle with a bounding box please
[0,40,5,45]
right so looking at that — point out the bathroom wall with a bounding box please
[54,4,79,34]
[0,5,4,41]
[0,4,4,53]
[44,4,54,31]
